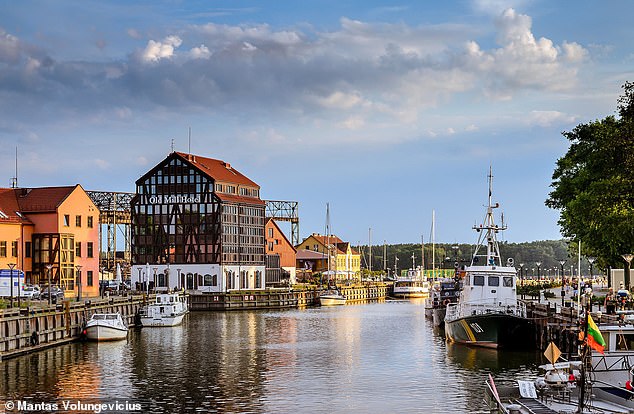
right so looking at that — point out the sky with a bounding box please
[1,0,633,245]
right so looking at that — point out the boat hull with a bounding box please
[393,291,428,298]
[319,295,347,306]
[84,324,128,341]
[140,312,186,327]
[432,307,446,329]
[445,313,534,349]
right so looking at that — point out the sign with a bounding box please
[544,342,562,365]
[518,380,538,398]
[148,195,201,204]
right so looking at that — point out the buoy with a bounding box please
[626,380,633,391]
[443,299,449,306]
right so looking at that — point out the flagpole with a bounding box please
[578,308,589,412]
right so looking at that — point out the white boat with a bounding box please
[393,268,430,298]
[139,293,188,327]
[84,313,128,341]
[319,288,347,306]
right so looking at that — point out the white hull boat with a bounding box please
[84,313,128,341]
[139,293,188,327]
[319,290,347,306]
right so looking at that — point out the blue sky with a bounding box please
[1,0,633,245]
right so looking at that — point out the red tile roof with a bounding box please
[175,152,260,188]
[0,189,30,223]
[14,186,77,212]
[216,192,265,205]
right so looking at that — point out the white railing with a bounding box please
[445,299,526,322]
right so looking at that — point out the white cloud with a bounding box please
[526,110,577,127]
[338,116,365,130]
[189,44,211,59]
[141,35,182,62]
[0,29,22,64]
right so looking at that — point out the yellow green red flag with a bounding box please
[587,314,606,354]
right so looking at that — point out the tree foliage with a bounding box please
[546,82,634,268]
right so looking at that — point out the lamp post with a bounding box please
[100,266,105,298]
[518,263,525,299]
[536,261,542,281]
[588,257,595,284]
[8,263,16,308]
[622,254,633,291]
[45,264,53,306]
[559,260,566,285]
[75,264,82,302]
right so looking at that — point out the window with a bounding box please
[76,215,82,227]
[75,242,82,257]
[473,275,485,286]
[268,228,273,238]
[25,241,31,258]
[204,274,215,286]
[87,271,94,286]
[87,242,94,258]
[87,216,93,228]
[0,241,6,257]
[64,215,70,226]
[503,277,514,287]
[11,241,18,257]
[269,242,274,251]
[488,276,499,286]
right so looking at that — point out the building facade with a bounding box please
[265,218,297,286]
[130,152,266,293]
[295,233,361,281]
[0,185,100,298]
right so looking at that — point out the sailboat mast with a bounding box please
[421,234,425,275]
[326,203,330,285]
[432,210,436,281]
[369,227,372,275]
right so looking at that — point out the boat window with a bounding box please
[473,275,485,286]
[488,276,499,286]
[204,274,214,286]
[616,333,634,350]
[503,277,514,287]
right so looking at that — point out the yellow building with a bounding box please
[295,233,361,281]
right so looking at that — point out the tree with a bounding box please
[546,82,634,269]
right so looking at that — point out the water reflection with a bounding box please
[1,302,543,413]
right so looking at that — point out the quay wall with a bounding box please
[526,301,620,355]
[0,296,146,361]
[189,283,389,311]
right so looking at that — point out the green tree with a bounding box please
[546,82,634,269]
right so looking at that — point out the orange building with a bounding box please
[0,185,100,298]
[265,218,297,285]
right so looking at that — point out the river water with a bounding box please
[1,300,543,413]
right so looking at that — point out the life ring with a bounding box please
[443,299,450,306]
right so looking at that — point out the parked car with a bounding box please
[22,285,41,299]
[40,286,65,303]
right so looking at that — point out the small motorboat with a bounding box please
[318,289,347,306]
[84,312,128,341]
[139,293,188,327]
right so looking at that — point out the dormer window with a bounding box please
[0,210,7,219]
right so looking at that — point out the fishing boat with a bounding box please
[427,277,462,328]
[444,169,534,349]
[83,312,128,341]
[139,292,188,327]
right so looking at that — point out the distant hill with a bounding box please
[356,239,600,278]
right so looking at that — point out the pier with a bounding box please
[0,296,145,361]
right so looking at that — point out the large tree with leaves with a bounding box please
[546,82,634,270]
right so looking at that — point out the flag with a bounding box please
[587,314,606,354]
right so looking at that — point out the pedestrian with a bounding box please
[605,288,616,315]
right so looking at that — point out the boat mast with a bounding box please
[326,203,330,286]
[471,167,507,267]
[421,234,425,279]
[432,210,436,281]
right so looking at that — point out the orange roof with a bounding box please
[14,186,77,212]
[175,152,259,188]
[311,233,344,247]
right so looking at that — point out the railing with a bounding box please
[446,299,527,321]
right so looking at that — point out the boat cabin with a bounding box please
[461,267,517,306]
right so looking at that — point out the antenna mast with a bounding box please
[10,146,18,188]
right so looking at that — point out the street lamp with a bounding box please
[75,264,82,301]
[536,261,542,281]
[588,257,596,283]
[45,264,53,306]
[8,263,16,308]
[622,254,633,291]
[559,260,566,285]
